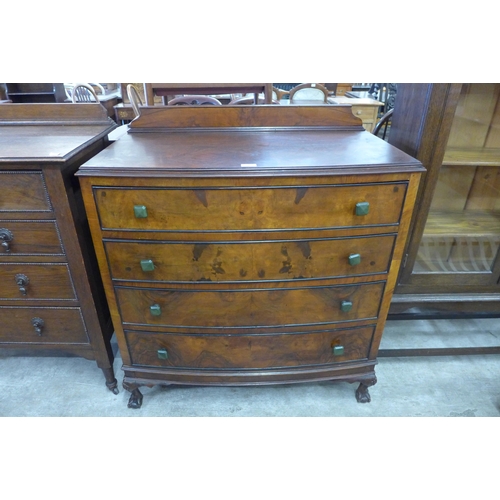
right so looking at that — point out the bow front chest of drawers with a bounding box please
[76,105,424,408]
[0,104,118,393]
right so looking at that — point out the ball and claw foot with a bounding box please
[355,383,372,403]
[355,374,377,403]
[127,388,143,409]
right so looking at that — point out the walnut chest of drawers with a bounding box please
[77,105,424,408]
[0,103,118,393]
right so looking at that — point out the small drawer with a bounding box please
[0,221,63,255]
[105,234,396,283]
[0,264,76,300]
[351,106,378,121]
[94,183,407,232]
[0,172,52,212]
[0,306,89,344]
[116,282,385,329]
[125,326,376,369]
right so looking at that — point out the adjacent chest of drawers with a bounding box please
[0,103,118,393]
[77,105,424,408]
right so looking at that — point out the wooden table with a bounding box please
[328,96,384,132]
[144,83,273,105]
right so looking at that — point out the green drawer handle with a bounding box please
[140,259,155,272]
[134,205,148,218]
[341,300,353,312]
[332,345,345,356]
[150,304,162,316]
[348,253,361,266]
[355,202,370,216]
[157,348,168,360]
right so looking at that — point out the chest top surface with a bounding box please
[0,103,116,163]
[76,105,424,178]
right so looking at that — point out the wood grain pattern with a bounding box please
[0,221,63,255]
[116,282,385,329]
[125,326,375,369]
[95,183,407,231]
[0,172,51,211]
[0,307,88,343]
[0,263,75,299]
[105,235,395,283]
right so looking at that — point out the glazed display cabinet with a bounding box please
[388,84,500,330]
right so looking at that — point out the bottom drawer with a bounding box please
[0,307,89,344]
[125,326,375,370]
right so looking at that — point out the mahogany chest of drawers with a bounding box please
[0,103,118,393]
[77,105,424,408]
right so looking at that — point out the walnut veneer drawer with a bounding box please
[0,264,76,300]
[0,307,89,344]
[105,235,396,283]
[125,326,375,369]
[0,221,63,255]
[116,282,385,329]
[0,172,51,212]
[94,183,407,231]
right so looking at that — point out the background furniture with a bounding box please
[71,83,99,103]
[0,103,119,392]
[4,83,66,103]
[144,83,274,105]
[168,95,222,105]
[77,105,423,408]
[328,96,384,132]
[289,83,329,103]
[386,83,500,354]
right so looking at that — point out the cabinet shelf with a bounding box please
[443,148,500,166]
[424,211,500,238]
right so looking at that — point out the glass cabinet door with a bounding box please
[413,84,500,277]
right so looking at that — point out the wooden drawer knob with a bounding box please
[355,202,370,216]
[340,300,353,312]
[348,253,361,266]
[332,345,345,356]
[150,304,162,316]
[140,259,155,272]
[134,205,148,218]
[157,348,168,360]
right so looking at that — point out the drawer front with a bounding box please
[0,172,52,212]
[95,183,407,231]
[106,235,396,283]
[352,105,378,121]
[125,326,375,369]
[116,282,385,329]
[0,221,63,255]
[0,264,76,300]
[0,307,89,344]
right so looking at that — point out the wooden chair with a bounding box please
[168,95,222,106]
[289,83,329,103]
[372,108,394,140]
[228,96,279,105]
[71,83,99,103]
[272,87,290,100]
[127,84,143,117]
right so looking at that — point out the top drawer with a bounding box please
[0,172,52,212]
[94,183,407,232]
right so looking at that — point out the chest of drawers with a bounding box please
[77,105,424,408]
[0,103,118,394]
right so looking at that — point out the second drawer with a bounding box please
[105,235,396,283]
